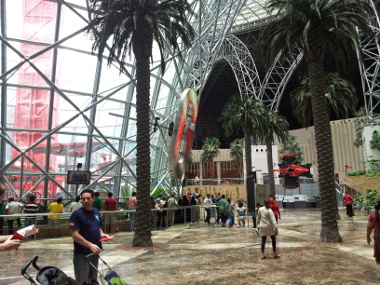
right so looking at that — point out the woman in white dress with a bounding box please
[257,199,279,259]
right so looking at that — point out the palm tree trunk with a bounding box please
[210,157,215,180]
[308,60,342,243]
[244,131,252,177]
[132,24,153,247]
[266,136,275,197]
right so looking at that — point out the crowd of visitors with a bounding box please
[3,181,380,269]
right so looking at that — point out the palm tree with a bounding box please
[229,138,244,178]
[88,0,195,247]
[280,135,304,164]
[260,0,373,242]
[254,106,289,197]
[201,137,221,180]
[291,72,358,127]
[218,93,268,177]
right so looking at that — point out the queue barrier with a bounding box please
[0,205,253,240]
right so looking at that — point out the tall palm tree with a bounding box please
[88,0,195,247]
[218,93,268,177]
[254,106,289,197]
[291,72,358,127]
[260,0,373,242]
[230,138,244,178]
[201,137,221,180]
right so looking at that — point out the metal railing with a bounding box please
[0,205,254,240]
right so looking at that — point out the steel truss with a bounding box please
[0,0,247,199]
[359,0,380,123]
[216,35,261,101]
[1,0,378,201]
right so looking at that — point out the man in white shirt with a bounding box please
[70,196,82,212]
[167,194,179,227]
[5,197,23,234]
[203,194,214,224]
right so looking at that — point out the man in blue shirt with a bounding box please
[69,189,110,284]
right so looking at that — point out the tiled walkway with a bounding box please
[1,208,379,285]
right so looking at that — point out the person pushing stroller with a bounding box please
[69,189,111,285]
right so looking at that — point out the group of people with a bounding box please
[3,184,380,285]
[0,193,39,235]
[149,194,179,230]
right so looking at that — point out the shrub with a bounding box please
[346,170,366,176]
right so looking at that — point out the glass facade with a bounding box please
[0,0,258,201]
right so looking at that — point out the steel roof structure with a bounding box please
[0,0,379,200]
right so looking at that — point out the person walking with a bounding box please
[23,194,39,227]
[93,192,103,211]
[225,198,234,228]
[367,200,380,264]
[270,199,281,224]
[104,192,117,233]
[252,202,261,229]
[257,199,279,259]
[69,189,110,284]
[343,192,354,217]
[70,196,82,212]
[47,197,64,237]
[236,202,246,227]
[5,197,23,234]
[218,195,228,227]
[128,192,137,232]
[203,194,214,224]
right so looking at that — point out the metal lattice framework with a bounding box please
[359,0,380,123]
[216,35,261,100]
[0,0,379,201]
[0,0,248,199]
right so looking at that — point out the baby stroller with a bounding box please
[21,256,79,285]
[86,253,127,285]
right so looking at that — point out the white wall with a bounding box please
[274,118,365,181]
[250,145,279,184]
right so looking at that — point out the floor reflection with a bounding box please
[1,208,379,285]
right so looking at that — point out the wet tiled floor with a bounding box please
[1,208,379,284]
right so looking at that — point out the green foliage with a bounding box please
[290,73,358,128]
[201,137,221,162]
[151,188,170,200]
[88,0,196,75]
[353,194,365,205]
[363,159,380,177]
[346,170,366,176]
[120,185,133,198]
[279,135,304,163]
[366,189,378,206]
[230,139,243,168]
[370,131,380,151]
[355,189,379,206]
[218,93,268,138]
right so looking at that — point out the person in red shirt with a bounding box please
[367,200,380,264]
[104,192,117,233]
[343,193,354,217]
[270,199,281,224]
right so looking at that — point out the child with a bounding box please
[236,202,246,227]
[252,202,261,228]
[225,198,234,228]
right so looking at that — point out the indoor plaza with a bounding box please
[1,0,380,284]
[0,209,379,284]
